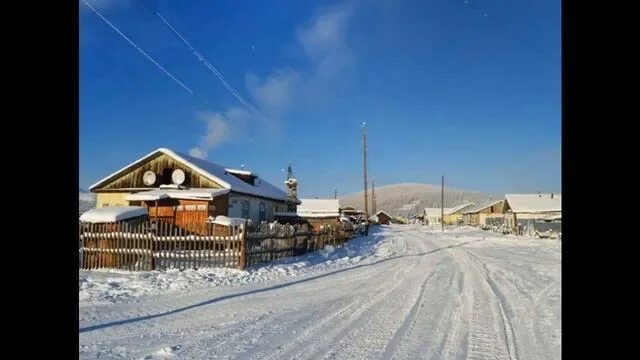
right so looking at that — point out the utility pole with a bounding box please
[441,175,444,232]
[371,178,376,215]
[362,122,369,221]
[334,188,337,199]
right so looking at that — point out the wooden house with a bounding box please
[502,194,561,235]
[462,200,504,226]
[88,148,289,231]
[442,202,476,225]
[371,210,392,225]
[275,199,341,232]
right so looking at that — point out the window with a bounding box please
[259,202,266,222]
[241,200,250,219]
[103,203,110,207]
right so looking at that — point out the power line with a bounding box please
[81,0,194,94]
[153,11,269,122]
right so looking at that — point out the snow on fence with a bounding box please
[78,220,355,271]
[244,223,352,267]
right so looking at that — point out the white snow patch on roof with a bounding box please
[296,199,340,217]
[126,188,230,201]
[463,200,503,214]
[225,168,256,176]
[444,202,476,215]
[80,206,147,223]
[505,194,562,213]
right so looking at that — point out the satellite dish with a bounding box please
[172,169,185,185]
[143,171,156,186]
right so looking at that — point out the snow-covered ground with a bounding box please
[79,225,561,359]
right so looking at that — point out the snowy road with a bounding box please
[79,225,561,359]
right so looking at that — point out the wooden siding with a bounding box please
[94,152,224,191]
[144,198,210,232]
[96,192,130,208]
[376,212,392,224]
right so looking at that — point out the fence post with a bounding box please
[238,221,247,270]
[151,221,157,270]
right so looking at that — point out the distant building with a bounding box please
[275,198,341,231]
[462,200,504,226]
[370,210,392,225]
[502,194,561,235]
[340,206,366,221]
[442,202,476,225]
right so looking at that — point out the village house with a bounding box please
[462,200,504,226]
[88,148,290,227]
[423,207,448,226]
[370,210,393,225]
[339,206,366,222]
[275,198,341,229]
[502,193,561,235]
[442,202,476,225]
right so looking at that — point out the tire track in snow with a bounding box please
[294,260,419,359]
[379,268,438,359]
[461,248,519,360]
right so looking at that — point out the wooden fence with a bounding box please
[79,220,354,271]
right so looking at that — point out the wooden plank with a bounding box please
[87,224,93,269]
[206,224,212,268]
[133,224,137,270]
[197,222,202,269]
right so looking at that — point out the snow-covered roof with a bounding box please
[89,148,287,202]
[504,194,562,213]
[444,203,476,215]
[80,206,147,223]
[274,199,340,218]
[296,199,340,217]
[125,188,230,201]
[225,168,256,176]
[375,210,392,218]
[423,208,450,217]
[463,200,503,214]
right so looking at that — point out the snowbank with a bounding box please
[79,229,388,305]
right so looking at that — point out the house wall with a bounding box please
[94,152,224,190]
[377,213,391,224]
[503,211,562,234]
[444,213,464,225]
[96,192,130,208]
[228,193,285,223]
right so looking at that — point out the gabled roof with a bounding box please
[444,202,476,215]
[375,210,392,218]
[463,200,503,214]
[424,208,450,217]
[89,148,288,201]
[504,194,561,213]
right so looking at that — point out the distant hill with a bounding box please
[79,188,96,214]
[339,183,496,217]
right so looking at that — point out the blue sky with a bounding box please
[80,0,560,198]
